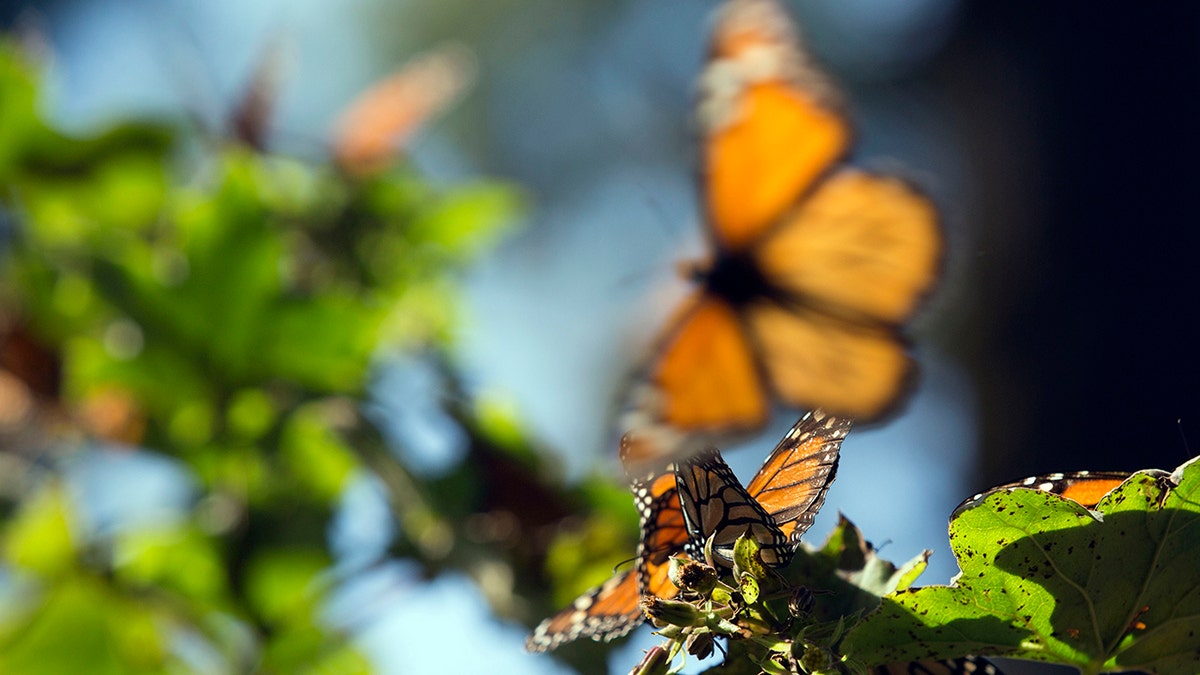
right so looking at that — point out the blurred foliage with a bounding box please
[0,38,635,674]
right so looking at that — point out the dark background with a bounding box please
[942,4,1200,483]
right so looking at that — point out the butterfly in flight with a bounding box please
[623,0,941,462]
[330,43,475,174]
[526,409,849,651]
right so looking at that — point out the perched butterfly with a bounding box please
[330,43,475,174]
[525,458,688,652]
[952,470,1171,517]
[871,655,1004,675]
[674,409,847,568]
[623,0,941,460]
[526,409,848,651]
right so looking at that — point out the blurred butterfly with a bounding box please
[674,409,847,568]
[331,43,475,174]
[526,409,848,651]
[952,470,1167,516]
[872,655,1003,675]
[623,0,941,460]
[228,37,286,151]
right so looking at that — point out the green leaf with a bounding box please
[0,576,167,674]
[245,547,330,626]
[892,551,929,592]
[114,526,229,604]
[280,402,361,503]
[3,484,76,577]
[0,42,43,181]
[543,512,633,608]
[259,622,372,675]
[411,181,523,259]
[783,515,929,622]
[739,572,760,606]
[226,387,278,440]
[733,534,768,589]
[260,295,382,393]
[843,457,1200,674]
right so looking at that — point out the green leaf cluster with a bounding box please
[843,459,1200,675]
[0,37,539,673]
[632,456,1200,675]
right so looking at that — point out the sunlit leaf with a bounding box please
[0,576,167,674]
[411,181,523,259]
[280,403,361,502]
[261,296,382,393]
[843,458,1200,674]
[0,42,44,180]
[114,526,228,604]
[3,483,76,577]
[226,388,277,441]
[543,513,632,607]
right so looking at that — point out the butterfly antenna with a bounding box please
[135,0,221,139]
[611,191,695,291]
[611,556,637,574]
[640,192,686,247]
[1177,418,1192,459]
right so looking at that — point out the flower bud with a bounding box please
[627,646,671,675]
[669,556,718,594]
[798,643,830,673]
[640,596,702,628]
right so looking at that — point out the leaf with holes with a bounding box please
[842,457,1200,674]
[783,515,931,623]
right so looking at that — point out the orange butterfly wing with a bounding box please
[627,0,941,453]
[1056,476,1128,508]
[954,471,1141,517]
[745,409,848,542]
[744,301,912,420]
[675,447,792,568]
[644,296,769,432]
[701,0,850,251]
[754,170,942,326]
[331,44,474,174]
[526,453,692,652]
[632,472,690,603]
[745,169,940,419]
[524,569,641,653]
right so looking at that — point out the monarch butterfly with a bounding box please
[524,460,688,652]
[526,409,848,651]
[674,409,847,568]
[330,43,475,174]
[871,655,1003,675]
[952,469,1167,516]
[228,37,285,151]
[622,0,941,460]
